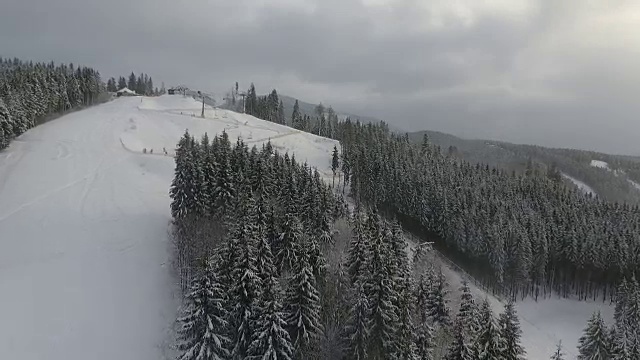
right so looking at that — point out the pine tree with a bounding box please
[445,320,475,360]
[190,137,209,216]
[278,100,285,125]
[550,341,565,360]
[284,247,322,356]
[415,271,435,360]
[118,76,127,90]
[475,298,505,360]
[331,146,340,188]
[414,321,434,360]
[395,274,418,359]
[247,276,293,360]
[200,133,216,215]
[499,300,525,360]
[426,269,451,326]
[347,214,369,285]
[170,131,195,219]
[229,194,262,359]
[0,98,13,149]
[127,72,136,91]
[255,225,277,285]
[267,89,279,123]
[212,132,235,216]
[610,325,634,360]
[291,100,301,130]
[614,278,629,327]
[577,311,611,360]
[345,282,369,360]
[456,281,479,337]
[275,211,304,273]
[106,77,117,92]
[246,83,257,116]
[176,261,230,360]
[365,214,399,359]
[624,276,640,336]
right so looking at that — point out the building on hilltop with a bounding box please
[116,87,137,97]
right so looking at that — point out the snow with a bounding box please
[561,173,596,195]
[116,87,137,95]
[590,160,610,170]
[134,95,338,181]
[0,93,614,359]
[628,179,640,191]
[0,95,338,360]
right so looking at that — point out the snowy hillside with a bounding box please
[0,95,337,360]
[590,159,610,170]
[0,93,618,359]
[561,173,596,196]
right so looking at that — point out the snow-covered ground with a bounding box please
[0,95,337,360]
[419,250,613,360]
[590,159,610,170]
[0,93,614,359]
[561,173,596,196]
[628,179,640,192]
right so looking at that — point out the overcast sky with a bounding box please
[2,0,640,154]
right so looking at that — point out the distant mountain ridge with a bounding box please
[408,130,640,205]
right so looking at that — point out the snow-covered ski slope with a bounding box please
[0,95,337,360]
[561,172,596,196]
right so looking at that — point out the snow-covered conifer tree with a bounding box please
[176,261,230,360]
[284,247,322,356]
[426,268,451,326]
[170,131,195,219]
[345,282,369,360]
[475,298,505,360]
[499,300,526,360]
[247,275,293,360]
[550,341,565,360]
[577,311,611,360]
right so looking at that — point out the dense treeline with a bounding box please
[337,120,640,301]
[0,57,105,150]
[245,84,285,125]
[497,142,640,205]
[169,129,346,285]
[224,83,341,138]
[408,130,640,206]
[106,72,163,96]
[169,129,344,358]
[168,129,524,359]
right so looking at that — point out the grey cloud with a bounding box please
[1,0,639,155]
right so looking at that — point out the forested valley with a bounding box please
[169,83,640,359]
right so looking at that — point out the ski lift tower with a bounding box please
[198,91,205,118]
[197,91,216,118]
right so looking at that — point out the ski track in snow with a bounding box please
[0,95,338,360]
[561,173,596,196]
[628,179,640,192]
